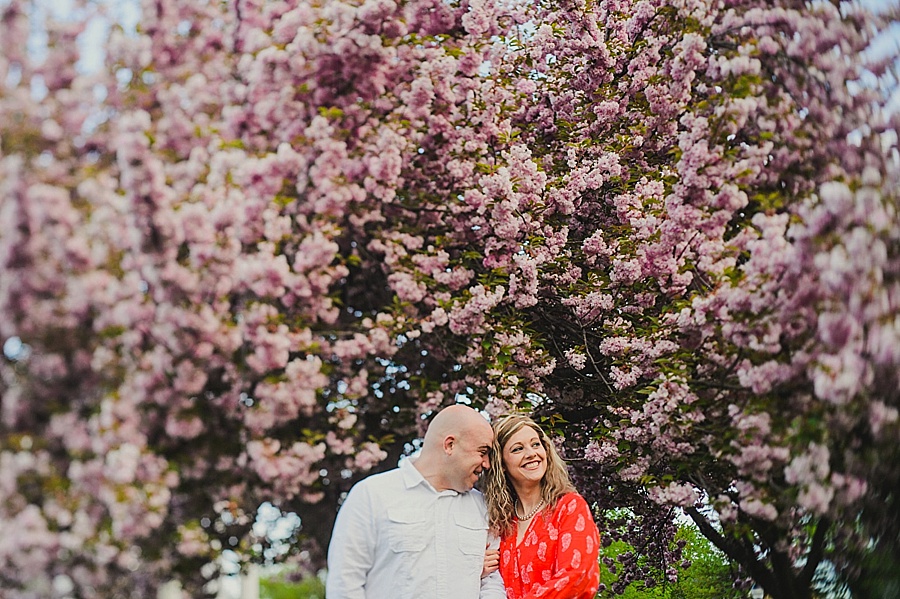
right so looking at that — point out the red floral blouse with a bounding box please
[499,492,600,599]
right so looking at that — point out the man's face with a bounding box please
[448,423,493,492]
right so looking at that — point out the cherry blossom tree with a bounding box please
[1,0,897,598]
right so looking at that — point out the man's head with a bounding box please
[419,404,494,492]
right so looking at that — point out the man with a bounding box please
[325,404,505,598]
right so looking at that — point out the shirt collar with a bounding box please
[399,456,424,488]
[399,456,459,496]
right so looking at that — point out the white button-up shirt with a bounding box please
[326,457,505,599]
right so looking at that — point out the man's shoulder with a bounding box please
[459,487,488,516]
[347,465,404,496]
[467,486,486,503]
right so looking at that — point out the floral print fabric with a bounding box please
[499,492,600,599]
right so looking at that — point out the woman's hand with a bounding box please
[481,547,500,578]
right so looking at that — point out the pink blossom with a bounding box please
[869,401,899,437]
[797,482,834,515]
[610,365,642,390]
[584,440,619,463]
[388,272,428,303]
[648,482,699,508]
[739,498,778,521]
[353,442,388,472]
[448,285,505,334]
[565,349,587,370]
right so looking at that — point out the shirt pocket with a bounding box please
[454,511,488,557]
[387,508,429,553]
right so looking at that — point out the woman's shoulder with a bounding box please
[551,492,589,515]
[549,492,598,539]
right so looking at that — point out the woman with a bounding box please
[482,414,600,599]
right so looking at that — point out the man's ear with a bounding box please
[443,435,455,455]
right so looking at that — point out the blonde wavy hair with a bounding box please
[482,414,575,537]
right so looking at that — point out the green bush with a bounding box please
[259,575,325,599]
[599,523,741,599]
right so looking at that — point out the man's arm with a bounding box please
[480,568,506,599]
[325,483,376,599]
[479,534,506,599]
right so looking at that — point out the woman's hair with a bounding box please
[482,413,575,536]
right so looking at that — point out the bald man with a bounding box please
[326,405,506,599]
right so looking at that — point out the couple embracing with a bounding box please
[326,404,601,598]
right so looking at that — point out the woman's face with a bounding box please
[501,425,548,489]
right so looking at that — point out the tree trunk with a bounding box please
[684,507,828,599]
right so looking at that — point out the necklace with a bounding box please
[515,498,545,521]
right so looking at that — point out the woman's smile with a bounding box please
[503,427,549,487]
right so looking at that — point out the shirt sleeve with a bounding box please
[480,569,507,599]
[522,493,600,599]
[480,533,506,599]
[325,482,377,599]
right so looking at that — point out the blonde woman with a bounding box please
[482,414,600,599]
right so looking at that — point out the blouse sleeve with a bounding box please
[522,493,600,599]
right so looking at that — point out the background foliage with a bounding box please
[1,0,898,597]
